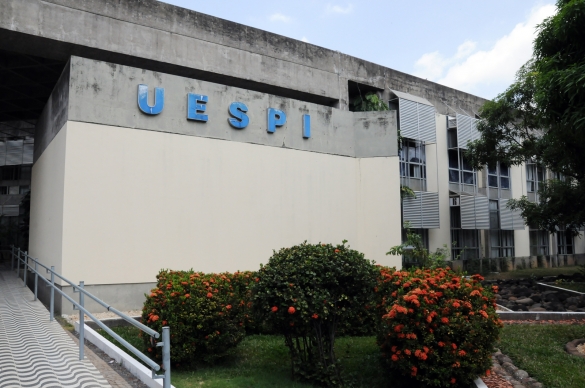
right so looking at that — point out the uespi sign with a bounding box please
[137,85,311,138]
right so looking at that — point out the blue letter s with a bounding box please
[228,102,249,129]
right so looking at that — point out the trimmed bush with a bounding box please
[375,267,502,387]
[142,269,254,365]
[251,241,378,386]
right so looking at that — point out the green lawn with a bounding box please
[100,324,585,388]
[484,265,582,280]
[550,282,585,293]
[98,328,388,387]
[498,324,585,388]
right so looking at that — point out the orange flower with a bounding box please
[162,320,168,325]
[391,346,397,352]
[288,306,296,314]
[411,366,417,376]
[312,313,319,319]
[394,324,404,333]
[441,317,449,324]
[458,350,466,356]
[226,305,232,310]
[486,369,491,376]
[149,293,157,297]
[206,292,213,298]
[185,294,190,298]
[451,343,457,349]
[151,315,159,322]
[334,249,340,253]
[404,349,411,355]
[391,354,399,361]
[450,378,456,384]
[452,301,460,308]
[271,306,278,312]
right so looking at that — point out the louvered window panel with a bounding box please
[460,195,489,229]
[402,194,423,229]
[0,142,6,166]
[456,114,472,149]
[402,191,440,229]
[417,104,436,143]
[23,140,34,164]
[420,191,440,228]
[398,99,419,140]
[397,98,436,144]
[2,205,19,217]
[460,196,476,229]
[499,199,525,230]
[474,196,490,229]
[6,140,23,165]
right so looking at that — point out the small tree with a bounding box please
[387,223,451,269]
[251,241,377,386]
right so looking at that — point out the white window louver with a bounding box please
[23,140,34,164]
[1,205,19,217]
[455,114,480,149]
[499,199,525,230]
[402,191,440,229]
[6,140,23,165]
[460,195,490,229]
[391,90,436,144]
[0,142,6,166]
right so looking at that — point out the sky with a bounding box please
[159,1,557,100]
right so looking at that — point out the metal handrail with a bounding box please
[11,246,171,388]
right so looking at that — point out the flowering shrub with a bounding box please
[376,267,502,387]
[142,269,254,365]
[251,241,378,386]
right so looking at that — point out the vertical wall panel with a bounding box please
[402,191,440,229]
[499,199,525,230]
[474,196,490,229]
[6,140,23,165]
[460,195,476,229]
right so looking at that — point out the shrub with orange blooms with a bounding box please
[375,266,502,387]
[251,241,378,386]
[142,269,255,365]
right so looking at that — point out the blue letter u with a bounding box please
[138,84,164,115]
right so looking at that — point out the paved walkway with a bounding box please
[0,270,111,388]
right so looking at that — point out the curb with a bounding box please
[74,322,175,388]
[497,311,585,320]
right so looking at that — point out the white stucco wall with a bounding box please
[34,121,401,285]
[29,123,68,277]
[428,114,451,252]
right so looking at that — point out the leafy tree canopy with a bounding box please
[466,0,585,234]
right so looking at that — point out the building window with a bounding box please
[487,163,510,189]
[0,166,21,181]
[400,139,426,191]
[557,231,574,254]
[526,162,545,193]
[449,206,480,260]
[488,200,515,257]
[448,149,476,186]
[529,230,549,256]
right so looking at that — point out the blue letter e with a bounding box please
[267,108,286,133]
[137,84,164,115]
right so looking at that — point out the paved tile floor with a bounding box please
[0,270,111,388]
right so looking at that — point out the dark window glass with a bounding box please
[488,175,498,187]
[448,150,459,168]
[500,177,510,189]
[449,169,459,183]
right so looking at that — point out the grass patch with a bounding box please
[98,326,150,367]
[550,282,585,293]
[100,327,389,387]
[484,265,581,280]
[499,324,585,388]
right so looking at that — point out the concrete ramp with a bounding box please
[0,270,110,388]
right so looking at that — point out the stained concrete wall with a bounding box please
[0,0,487,113]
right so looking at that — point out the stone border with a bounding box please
[492,350,543,388]
[498,311,585,321]
[74,322,176,388]
[565,339,585,358]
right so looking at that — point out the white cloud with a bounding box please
[269,13,292,23]
[326,4,353,14]
[301,37,310,43]
[413,4,556,97]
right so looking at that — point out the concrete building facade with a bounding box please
[1,0,582,313]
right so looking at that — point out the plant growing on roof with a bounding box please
[251,241,378,386]
[350,91,389,112]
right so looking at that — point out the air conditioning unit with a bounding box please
[449,197,460,207]
[447,116,457,129]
